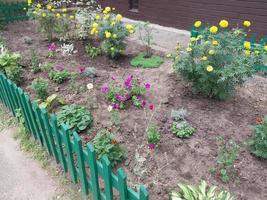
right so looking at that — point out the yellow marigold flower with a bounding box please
[126,24,134,33]
[207,65,214,72]
[32,11,37,15]
[255,50,260,55]
[244,50,251,55]
[90,28,97,35]
[219,19,229,28]
[92,22,98,28]
[244,41,251,50]
[190,37,197,42]
[264,45,267,51]
[194,21,202,28]
[210,26,218,34]
[186,47,192,52]
[28,0,32,6]
[115,14,122,21]
[201,56,208,61]
[111,21,116,27]
[42,13,46,17]
[62,8,67,12]
[69,15,74,20]
[105,31,111,38]
[113,34,117,38]
[47,4,52,10]
[37,3,41,8]
[56,13,60,18]
[209,49,215,55]
[243,20,251,27]
[103,10,107,14]
[212,40,219,46]
[104,14,110,20]
[95,15,100,20]
[105,7,111,12]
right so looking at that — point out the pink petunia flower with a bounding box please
[78,66,85,74]
[111,75,116,81]
[148,144,156,150]
[144,83,151,89]
[149,104,154,110]
[101,84,109,93]
[142,100,146,107]
[48,43,57,52]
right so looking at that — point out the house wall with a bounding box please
[98,0,267,38]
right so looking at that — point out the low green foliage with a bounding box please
[170,180,234,200]
[39,94,59,111]
[131,53,163,68]
[171,121,195,138]
[30,49,40,73]
[48,66,73,84]
[56,104,93,132]
[93,129,127,167]
[215,137,240,183]
[147,126,160,146]
[250,116,267,159]
[31,78,49,100]
[171,108,188,121]
[85,44,102,58]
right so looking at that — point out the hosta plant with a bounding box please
[90,6,135,58]
[170,180,234,200]
[101,75,152,109]
[93,129,127,167]
[57,104,93,132]
[250,116,267,159]
[174,19,265,100]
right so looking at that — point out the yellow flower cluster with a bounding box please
[219,20,229,28]
[126,24,135,33]
[243,41,251,50]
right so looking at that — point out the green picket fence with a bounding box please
[191,25,267,75]
[0,73,149,200]
[0,1,29,24]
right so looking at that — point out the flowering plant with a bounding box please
[48,65,73,84]
[101,75,152,109]
[174,19,265,99]
[90,6,135,58]
[47,43,57,58]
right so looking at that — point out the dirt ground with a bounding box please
[3,21,267,200]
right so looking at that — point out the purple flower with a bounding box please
[124,75,133,87]
[111,75,116,81]
[78,66,85,74]
[148,144,156,150]
[55,65,64,71]
[144,83,151,89]
[112,103,120,109]
[115,93,120,97]
[127,85,132,91]
[48,43,57,52]
[101,84,109,93]
[125,94,131,100]
[117,96,125,102]
[142,100,146,107]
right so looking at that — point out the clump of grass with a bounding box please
[131,52,163,68]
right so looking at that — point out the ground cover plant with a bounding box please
[31,78,49,100]
[1,14,267,200]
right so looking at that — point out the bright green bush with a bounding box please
[57,104,93,132]
[174,20,264,99]
[31,78,49,100]
[93,129,127,166]
[48,65,72,84]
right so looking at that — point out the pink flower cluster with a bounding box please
[48,43,57,52]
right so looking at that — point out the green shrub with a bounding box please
[48,65,72,84]
[170,180,234,200]
[93,129,127,167]
[173,20,264,99]
[131,53,163,68]
[147,126,160,147]
[31,78,49,100]
[85,44,102,58]
[250,116,267,159]
[56,104,93,132]
[171,121,195,138]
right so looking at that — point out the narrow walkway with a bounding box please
[0,128,57,200]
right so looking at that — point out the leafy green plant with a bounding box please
[56,104,93,132]
[30,49,40,73]
[171,108,188,121]
[250,116,267,159]
[147,126,160,147]
[48,65,73,84]
[39,94,65,112]
[214,136,240,183]
[131,52,163,68]
[31,78,49,100]
[85,44,102,58]
[93,129,127,167]
[90,7,134,58]
[5,65,22,84]
[83,67,97,78]
[171,121,195,138]
[170,180,234,200]
[174,20,264,99]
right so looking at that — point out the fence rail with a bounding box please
[0,1,29,24]
[0,73,149,200]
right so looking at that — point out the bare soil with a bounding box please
[3,21,267,200]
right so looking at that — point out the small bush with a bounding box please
[31,78,49,100]
[250,116,267,159]
[131,53,163,68]
[171,121,195,138]
[170,180,234,200]
[93,129,127,167]
[56,104,93,132]
[173,20,264,99]
[48,65,72,84]
[85,44,102,58]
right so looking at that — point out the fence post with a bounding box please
[118,168,128,200]
[61,124,77,183]
[73,132,88,195]
[87,144,101,200]
[139,186,149,200]
[102,155,113,200]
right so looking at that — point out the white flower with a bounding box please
[107,105,113,112]
[87,83,94,90]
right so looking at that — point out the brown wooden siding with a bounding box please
[98,0,267,38]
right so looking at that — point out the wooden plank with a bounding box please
[117,168,127,200]
[102,155,113,200]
